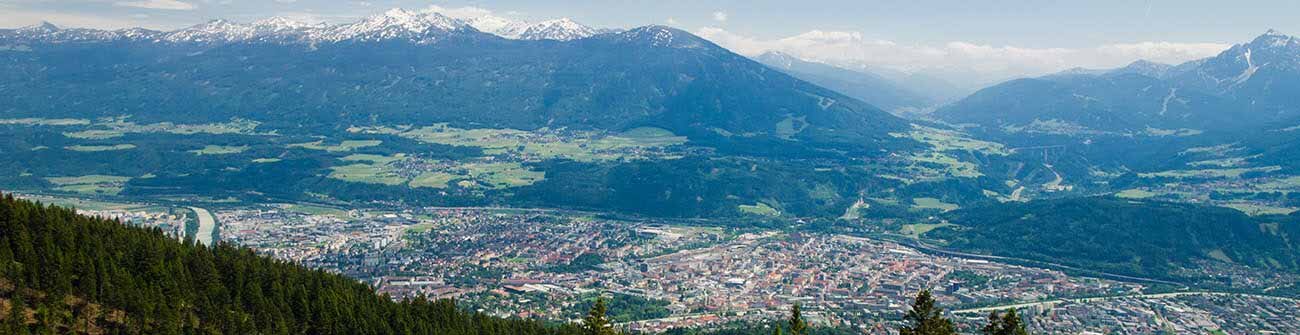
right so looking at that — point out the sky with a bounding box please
[4,0,1298,83]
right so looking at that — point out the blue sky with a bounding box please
[3,0,1296,81]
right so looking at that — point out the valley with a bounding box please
[2,7,1300,335]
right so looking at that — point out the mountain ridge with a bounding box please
[936,30,1300,136]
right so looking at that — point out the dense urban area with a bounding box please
[25,192,1297,334]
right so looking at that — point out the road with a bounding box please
[190,206,216,246]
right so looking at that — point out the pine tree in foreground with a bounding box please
[898,290,956,335]
[787,303,807,335]
[980,308,1029,335]
[583,297,617,335]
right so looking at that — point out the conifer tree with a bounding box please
[582,297,616,335]
[6,288,29,335]
[981,309,1029,335]
[899,290,956,335]
[787,303,807,335]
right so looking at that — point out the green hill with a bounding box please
[930,197,1300,283]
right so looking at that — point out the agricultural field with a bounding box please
[738,202,780,216]
[911,197,959,212]
[289,140,383,152]
[350,124,686,162]
[901,222,954,238]
[1115,189,1158,199]
[893,125,1009,155]
[0,118,91,126]
[1139,166,1281,179]
[190,145,250,155]
[325,154,545,189]
[45,175,133,195]
[327,154,408,185]
[65,144,136,152]
[52,117,265,139]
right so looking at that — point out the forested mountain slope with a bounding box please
[0,194,583,334]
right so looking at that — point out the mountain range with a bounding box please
[0,9,909,152]
[0,9,603,44]
[936,30,1300,137]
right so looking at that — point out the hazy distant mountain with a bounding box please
[452,12,599,41]
[0,12,909,151]
[754,51,936,114]
[936,30,1300,136]
[515,18,598,41]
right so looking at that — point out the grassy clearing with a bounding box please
[0,118,91,126]
[775,115,808,139]
[325,153,546,189]
[65,144,136,152]
[901,223,954,238]
[738,202,780,216]
[1115,189,1158,199]
[1139,166,1281,179]
[907,152,983,178]
[1222,202,1297,216]
[840,199,870,220]
[190,145,249,155]
[893,125,1009,155]
[405,223,437,234]
[45,175,132,195]
[63,129,125,139]
[409,172,458,188]
[460,162,545,189]
[290,140,383,152]
[56,118,264,139]
[911,197,959,212]
[353,124,685,162]
[328,163,406,185]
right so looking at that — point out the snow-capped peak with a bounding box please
[1249,29,1296,49]
[756,51,800,69]
[4,7,622,45]
[517,18,596,41]
[164,19,259,43]
[252,16,321,32]
[319,8,473,43]
[462,15,529,38]
[20,21,60,33]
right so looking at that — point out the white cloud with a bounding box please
[424,5,496,19]
[1094,41,1231,65]
[695,27,1230,83]
[0,9,166,29]
[114,0,196,10]
[712,11,728,22]
[666,17,678,26]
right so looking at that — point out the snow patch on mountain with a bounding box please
[2,8,624,46]
[517,18,597,41]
